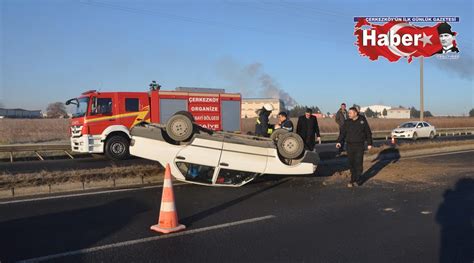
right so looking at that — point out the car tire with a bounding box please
[412,132,418,141]
[174,111,195,122]
[166,113,194,142]
[270,129,289,141]
[277,133,304,159]
[105,135,130,161]
[429,131,435,139]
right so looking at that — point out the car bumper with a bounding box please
[391,132,413,138]
[71,135,103,153]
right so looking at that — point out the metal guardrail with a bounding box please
[320,127,474,139]
[1,127,473,162]
[0,143,73,162]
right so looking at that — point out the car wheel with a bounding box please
[270,129,289,141]
[429,131,435,139]
[174,111,195,122]
[277,133,304,159]
[105,135,130,161]
[412,132,418,141]
[166,113,194,142]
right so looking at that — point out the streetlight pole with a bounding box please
[420,57,424,121]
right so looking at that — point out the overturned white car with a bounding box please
[129,111,319,187]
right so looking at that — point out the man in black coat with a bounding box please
[336,107,373,187]
[335,103,348,154]
[296,108,321,151]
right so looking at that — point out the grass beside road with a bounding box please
[242,116,474,134]
[0,119,70,144]
[1,117,473,144]
[0,164,164,199]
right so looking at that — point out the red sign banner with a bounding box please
[188,96,221,130]
[354,18,459,62]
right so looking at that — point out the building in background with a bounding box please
[241,98,286,118]
[0,108,42,118]
[360,105,392,117]
[387,107,411,119]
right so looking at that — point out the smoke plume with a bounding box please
[431,52,474,80]
[216,58,298,107]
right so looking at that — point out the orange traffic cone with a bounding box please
[391,137,396,144]
[150,163,186,234]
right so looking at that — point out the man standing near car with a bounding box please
[336,107,373,187]
[296,108,321,151]
[335,103,348,155]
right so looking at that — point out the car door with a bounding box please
[415,122,425,137]
[423,122,433,137]
[88,95,117,135]
[218,135,268,175]
[173,136,223,185]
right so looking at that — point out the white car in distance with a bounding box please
[391,121,436,140]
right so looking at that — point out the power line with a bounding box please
[79,0,325,42]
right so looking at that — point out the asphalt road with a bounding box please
[0,151,472,263]
[1,134,473,174]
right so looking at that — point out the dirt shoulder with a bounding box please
[0,164,164,199]
[319,141,474,188]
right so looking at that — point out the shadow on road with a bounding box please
[0,198,149,262]
[436,178,474,263]
[358,147,401,185]
[180,179,290,227]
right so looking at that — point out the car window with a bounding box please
[91,98,112,115]
[176,162,214,184]
[400,122,416,128]
[216,169,258,185]
[416,123,423,128]
[423,122,430,127]
[125,98,139,112]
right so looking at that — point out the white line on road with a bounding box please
[0,183,186,205]
[18,215,276,263]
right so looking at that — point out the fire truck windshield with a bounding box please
[72,97,89,118]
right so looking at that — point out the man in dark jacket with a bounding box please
[335,103,348,154]
[255,103,274,137]
[336,107,373,187]
[275,111,294,132]
[296,108,321,151]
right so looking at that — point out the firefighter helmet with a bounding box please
[263,103,274,111]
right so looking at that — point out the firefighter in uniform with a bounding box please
[336,107,373,187]
[255,103,274,137]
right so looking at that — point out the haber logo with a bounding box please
[354,17,460,62]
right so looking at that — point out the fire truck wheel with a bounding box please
[105,135,130,160]
[277,133,304,160]
[270,129,289,141]
[174,111,195,122]
[166,114,194,142]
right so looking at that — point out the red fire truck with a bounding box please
[66,84,241,160]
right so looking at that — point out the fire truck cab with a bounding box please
[66,85,241,160]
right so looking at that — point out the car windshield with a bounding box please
[400,122,417,128]
[72,97,89,118]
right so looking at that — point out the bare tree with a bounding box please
[47,102,68,118]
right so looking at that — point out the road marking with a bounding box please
[0,183,187,205]
[18,215,276,263]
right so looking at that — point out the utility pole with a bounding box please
[420,57,424,121]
